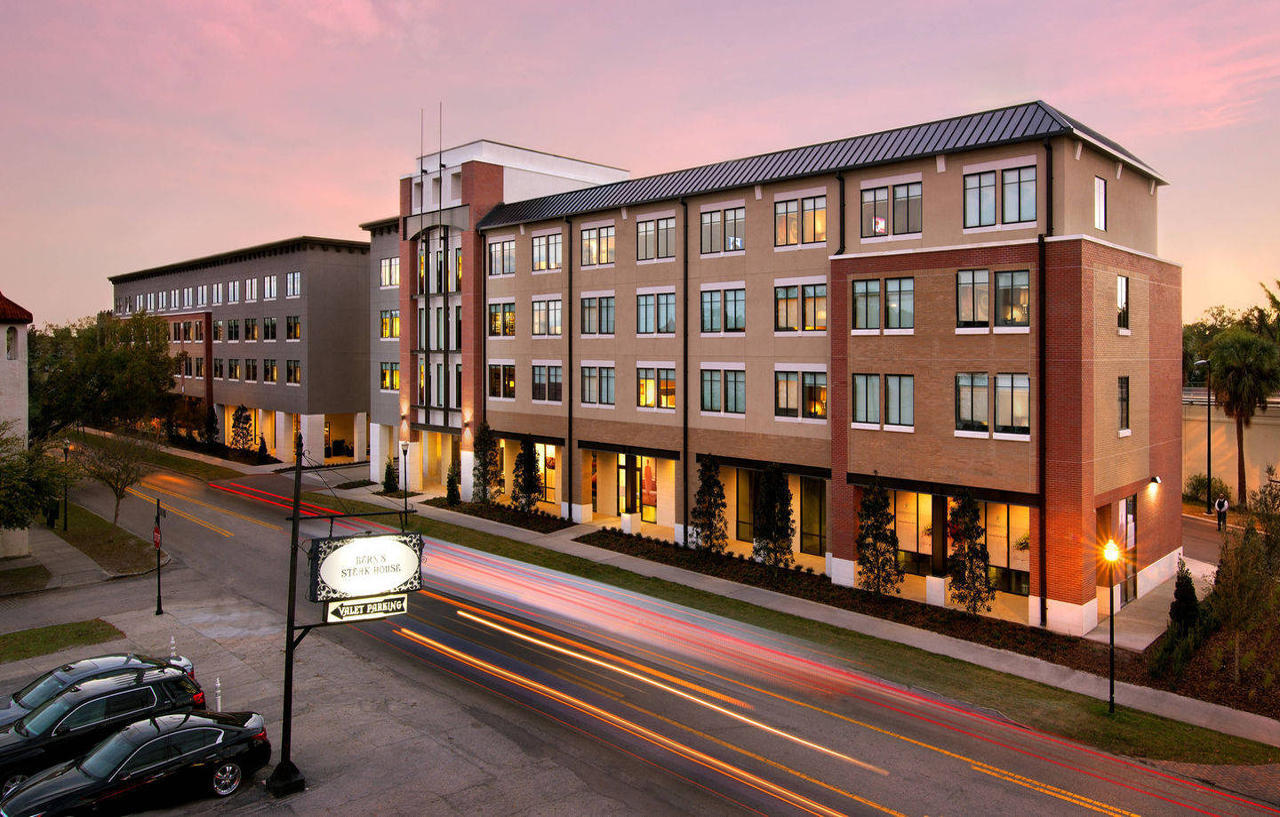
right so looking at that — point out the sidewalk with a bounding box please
[315,482,1280,751]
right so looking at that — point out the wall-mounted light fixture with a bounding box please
[1150,476,1161,485]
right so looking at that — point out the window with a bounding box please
[158,290,168,310]
[531,365,562,402]
[964,171,997,228]
[183,287,193,308]
[853,280,880,330]
[995,374,1030,435]
[700,211,721,254]
[700,369,721,412]
[581,226,615,266]
[380,258,399,287]
[852,374,879,424]
[599,367,615,405]
[892,183,922,234]
[435,249,444,293]
[955,373,989,432]
[263,317,277,340]
[802,372,827,419]
[636,368,660,408]
[211,285,221,306]
[264,275,277,299]
[532,299,562,336]
[196,285,207,307]
[800,195,826,243]
[226,319,239,341]
[488,240,515,276]
[286,359,301,384]
[380,362,399,391]
[956,270,989,328]
[774,371,799,417]
[487,364,516,399]
[582,366,599,404]
[1118,376,1130,431]
[263,359,276,382]
[885,278,913,330]
[736,469,756,542]
[172,322,181,342]
[724,207,745,250]
[227,359,241,380]
[212,320,222,341]
[885,374,914,427]
[212,358,224,378]
[532,233,562,271]
[1002,166,1036,224]
[1117,276,1129,330]
[454,248,462,292]
[802,284,826,331]
[194,357,204,378]
[700,290,721,332]
[774,199,799,246]
[244,359,258,381]
[724,370,745,414]
[861,187,888,237]
[244,318,258,341]
[657,367,675,409]
[286,271,301,297]
[724,288,745,332]
[800,477,826,556]
[170,288,179,308]
[656,218,675,258]
[580,296,613,335]
[994,271,1030,327]
[227,281,239,303]
[1094,176,1107,231]
[655,292,675,333]
[182,356,192,377]
[636,294,656,334]
[245,277,257,301]
[181,321,192,341]
[637,218,675,261]
[774,286,799,331]
[146,292,155,312]
[489,303,516,337]
[286,316,301,340]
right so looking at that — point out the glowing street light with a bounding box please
[1103,539,1120,714]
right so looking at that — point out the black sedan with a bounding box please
[0,655,195,730]
[0,667,203,796]
[0,712,270,817]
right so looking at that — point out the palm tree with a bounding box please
[1209,327,1280,505]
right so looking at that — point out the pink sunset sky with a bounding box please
[2,0,1277,326]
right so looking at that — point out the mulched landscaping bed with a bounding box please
[574,528,1280,721]
[425,499,574,534]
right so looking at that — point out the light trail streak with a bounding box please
[970,764,1141,817]
[127,487,233,536]
[456,609,889,777]
[393,625,895,817]
[141,479,282,530]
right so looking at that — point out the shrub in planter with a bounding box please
[446,460,461,506]
[752,464,795,569]
[383,457,399,494]
[948,492,995,614]
[856,479,904,596]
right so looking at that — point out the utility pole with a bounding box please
[154,498,166,615]
[267,432,306,796]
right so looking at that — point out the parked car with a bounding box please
[0,654,195,732]
[0,666,204,796]
[0,711,269,817]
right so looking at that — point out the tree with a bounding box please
[382,457,398,494]
[752,464,795,568]
[1182,306,1241,386]
[229,405,254,451]
[27,312,178,441]
[689,456,727,554]
[1168,557,1200,635]
[510,437,542,513]
[1208,327,1280,505]
[947,493,995,614]
[856,480,904,596]
[445,459,461,506]
[257,435,269,461]
[0,421,66,532]
[76,431,156,526]
[471,421,501,504]
[200,405,219,448]
[1213,525,1273,684]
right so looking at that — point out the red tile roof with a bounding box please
[0,290,33,324]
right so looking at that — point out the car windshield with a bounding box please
[16,694,75,737]
[12,671,68,709]
[78,732,137,780]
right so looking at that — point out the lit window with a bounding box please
[994,271,1029,327]
[774,286,799,331]
[861,187,888,237]
[774,200,799,246]
[380,362,400,391]
[802,371,827,419]
[532,233,562,271]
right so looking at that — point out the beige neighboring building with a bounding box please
[1182,387,1280,500]
[1,290,34,557]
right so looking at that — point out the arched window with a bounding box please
[4,326,15,360]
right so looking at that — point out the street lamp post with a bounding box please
[61,442,70,531]
[1103,539,1120,715]
[1195,359,1211,515]
[400,440,409,532]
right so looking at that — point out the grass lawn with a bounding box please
[301,491,1280,765]
[58,503,165,574]
[71,431,243,482]
[0,563,51,596]
[0,619,124,663]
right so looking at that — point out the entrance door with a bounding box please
[618,455,640,515]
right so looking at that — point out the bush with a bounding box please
[689,457,728,554]
[1185,473,1232,504]
[1169,557,1200,635]
[382,457,398,494]
[446,460,461,506]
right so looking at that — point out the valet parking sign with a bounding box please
[308,533,424,624]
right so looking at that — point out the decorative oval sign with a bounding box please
[312,535,423,601]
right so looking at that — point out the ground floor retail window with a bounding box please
[535,443,556,504]
[799,477,826,555]
[617,455,657,523]
[736,468,756,542]
[984,502,1031,595]
[890,490,933,576]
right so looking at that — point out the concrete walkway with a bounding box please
[26,524,110,589]
[304,481,1280,751]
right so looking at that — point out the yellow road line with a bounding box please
[971,765,1140,817]
[141,479,281,530]
[128,488,233,537]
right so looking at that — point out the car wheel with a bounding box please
[210,761,243,797]
[2,772,28,796]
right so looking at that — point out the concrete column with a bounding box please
[354,412,368,462]
[460,450,475,501]
[256,409,271,454]
[597,452,618,517]
[570,447,592,524]
[369,423,391,483]
[299,414,325,464]
[406,440,424,491]
[925,575,947,606]
[274,412,291,461]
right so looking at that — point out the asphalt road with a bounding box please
[69,468,1274,816]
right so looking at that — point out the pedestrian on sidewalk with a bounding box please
[1214,496,1229,531]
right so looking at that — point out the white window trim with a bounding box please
[773,362,826,373]
[581,402,616,411]
[581,289,615,299]
[850,422,881,431]
[859,171,922,190]
[1118,428,1132,438]
[286,382,301,388]
[850,328,881,337]
[635,209,676,221]
[636,285,677,296]
[773,274,826,288]
[487,395,515,403]
[882,328,914,336]
[487,358,515,366]
[700,361,746,371]
[993,326,1031,335]
[637,360,676,369]
[773,186,827,201]
[700,410,746,419]
[699,280,745,291]
[637,406,677,415]
[581,262,616,271]
[954,430,991,439]
[531,226,562,238]
[638,257,676,266]
[955,327,990,335]
[699,250,747,260]
[773,241,828,253]
[532,267,561,276]
[993,432,1031,442]
[773,330,827,338]
[487,296,516,305]
[580,218,614,230]
[963,222,1036,235]
[580,333,615,340]
[531,359,562,367]
[531,293,561,303]
[699,198,746,212]
[860,232,922,245]
[1118,328,1132,337]
[774,415,829,426]
[883,424,914,433]
[961,154,1037,174]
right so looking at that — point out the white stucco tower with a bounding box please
[0,290,33,558]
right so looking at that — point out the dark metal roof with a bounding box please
[477,101,1163,231]
[109,236,370,285]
